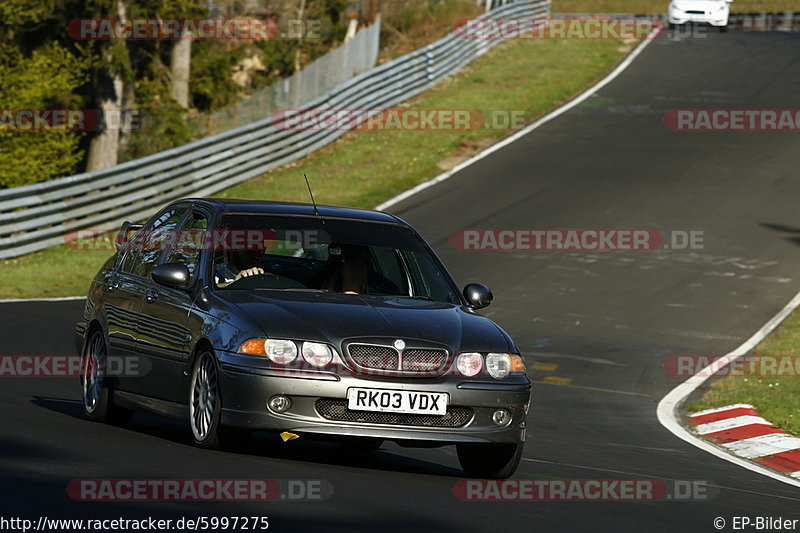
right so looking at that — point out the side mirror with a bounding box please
[152,263,190,290]
[463,283,493,309]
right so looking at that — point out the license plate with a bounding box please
[347,388,448,416]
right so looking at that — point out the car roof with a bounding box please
[180,198,409,226]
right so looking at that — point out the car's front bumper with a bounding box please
[668,9,729,26]
[217,354,531,445]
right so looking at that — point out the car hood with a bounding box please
[216,290,514,353]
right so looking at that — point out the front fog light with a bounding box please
[301,342,333,367]
[268,395,291,413]
[492,409,512,426]
[456,352,483,377]
[486,353,511,379]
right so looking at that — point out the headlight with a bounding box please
[486,353,511,379]
[486,353,527,379]
[265,339,298,364]
[456,352,483,377]
[301,342,333,367]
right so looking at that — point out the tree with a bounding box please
[0,1,89,188]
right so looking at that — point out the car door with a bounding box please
[105,206,188,393]
[136,209,209,404]
[102,251,149,395]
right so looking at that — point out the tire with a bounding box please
[719,25,728,32]
[81,329,134,425]
[189,350,224,449]
[456,442,524,479]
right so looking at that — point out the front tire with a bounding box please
[719,25,728,32]
[189,350,224,449]
[457,442,524,479]
[81,330,133,425]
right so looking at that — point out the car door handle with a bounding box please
[145,291,159,303]
[105,280,120,292]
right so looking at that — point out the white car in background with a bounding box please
[668,0,732,31]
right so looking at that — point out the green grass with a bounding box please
[688,314,800,436]
[0,37,631,300]
[553,0,797,13]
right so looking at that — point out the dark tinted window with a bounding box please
[162,211,208,283]
[123,207,187,278]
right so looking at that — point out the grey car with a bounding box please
[76,198,531,478]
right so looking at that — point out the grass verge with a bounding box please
[552,0,798,13]
[0,37,633,300]
[687,313,800,436]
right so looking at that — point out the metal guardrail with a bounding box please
[0,0,549,259]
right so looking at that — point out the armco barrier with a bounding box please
[0,0,549,259]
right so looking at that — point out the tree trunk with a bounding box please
[86,0,128,172]
[118,80,135,151]
[170,34,192,108]
[294,0,307,72]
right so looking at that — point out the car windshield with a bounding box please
[212,214,461,304]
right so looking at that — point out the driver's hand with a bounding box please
[234,267,265,281]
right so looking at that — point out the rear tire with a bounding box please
[457,442,524,479]
[81,330,134,425]
[719,25,728,32]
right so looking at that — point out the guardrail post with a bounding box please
[425,51,434,81]
[779,11,793,31]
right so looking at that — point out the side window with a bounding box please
[162,211,208,283]
[401,250,459,304]
[126,207,188,279]
[372,247,409,295]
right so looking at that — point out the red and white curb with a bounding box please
[689,404,800,480]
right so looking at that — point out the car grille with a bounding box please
[686,10,705,14]
[346,343,450,376]
[315,399,473,428]
[348,344,399,371]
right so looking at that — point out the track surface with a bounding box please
[3,31,800,532]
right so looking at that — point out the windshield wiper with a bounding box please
[279,288,333,293]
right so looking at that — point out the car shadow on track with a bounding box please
[30,395,464,478]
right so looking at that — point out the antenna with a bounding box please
[304,173,320,217]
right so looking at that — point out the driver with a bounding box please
[215,240,266,288]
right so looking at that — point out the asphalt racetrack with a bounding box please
[2,30,800,532]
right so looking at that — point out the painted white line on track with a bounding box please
[696,416,774,435]
[657,289,800,488]
[374,30,660,213]
[0,296,85,304]
[689,403,755,418]
[722,434,800,460]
